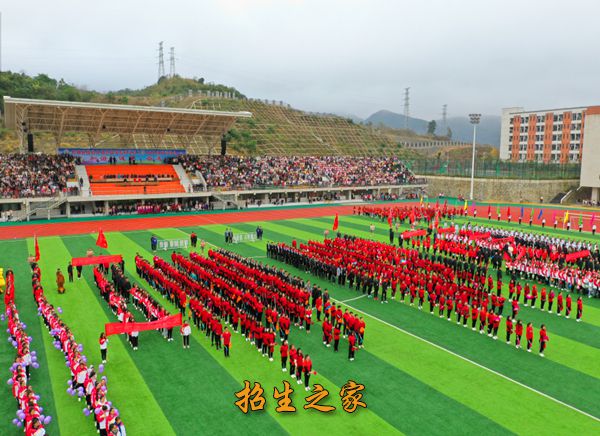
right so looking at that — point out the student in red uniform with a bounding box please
[540,288,547,311]
[479,306,487,334]
[305,305,312,333]
[505,316,513,344]
[289,345,297,377]
[471,305,479,331]
[511,298,519,318]
[303,355,313,391]
[576,297,583,322]
[526,322,534,352]
[223,327,232,357]
[348,332,356,361]
[565,294,572,319]
[99,332,108,364]
[515,319,523,348]
[492,313,500,339]
[333,324,341,352]
[295,350,304,384]
[548,290,555,313]
[530,286,538,309]
[556,292,564,316]
[539,324,549,357]
[280,341,288,371]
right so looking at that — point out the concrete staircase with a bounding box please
[75,165,91,197]
[12,196,68,221]
[173,164,194,193]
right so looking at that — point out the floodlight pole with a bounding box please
[469,113,481,201]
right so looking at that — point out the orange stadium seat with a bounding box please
[86,164,185,195]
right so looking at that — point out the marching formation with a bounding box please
[31,264,126,436]
[4,269,49,435]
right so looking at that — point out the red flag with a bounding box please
[34,235,40,262]
[96,229,108,249]
[332,214,339,231]
[387,210,393,228]
[506,206,511,219]
[487,205,491,216]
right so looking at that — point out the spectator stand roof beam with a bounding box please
[3,96,252,154]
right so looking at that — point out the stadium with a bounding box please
[2,3,600,436]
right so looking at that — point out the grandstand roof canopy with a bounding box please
[3,96,252,153]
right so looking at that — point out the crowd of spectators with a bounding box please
[0,153,417,199]
[180,155,417,190]
[0,154,76,199]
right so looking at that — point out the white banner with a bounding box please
[158,239,189,251]
[232,233,258,244]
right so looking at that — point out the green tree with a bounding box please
[447,127,453,139]
[427,120,437,135]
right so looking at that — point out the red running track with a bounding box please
[0,204,363,240]
[1,202,596,240]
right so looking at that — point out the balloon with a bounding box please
[11,341,17,347]
[12,418,19,426]
[16,421,23,428]
[6,329,9,334]
[31,351,37,356]
[57,307,63,314]
[65,361,70,367]
[83,408,90,416]
[101,376,107,381]
[77,344,83,352]
[32,362,39,369]
[39,406,43,412]
[7,378,13,385]
[98,364,104,373]
[94,407,101,414]
[17,411,25,420]
[67,380,73,386]
[43,416,51,425]
[28,336,33,342]
[67,388,73,395]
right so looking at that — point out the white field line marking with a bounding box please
[335,298,600,423]
[341,294,367,303]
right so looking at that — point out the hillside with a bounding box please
[0,72,423,157]
[365,110,501,146]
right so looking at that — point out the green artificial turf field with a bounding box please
[2,212,600,435]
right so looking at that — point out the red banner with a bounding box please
[565,250,590,263]
[71,254,123,267]
[436,227,454,234]
[492,237,514,244]
[105,313,182,336]
[469,232,491,241]
[401,229,427,239]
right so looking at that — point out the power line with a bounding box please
[157,41,165,82]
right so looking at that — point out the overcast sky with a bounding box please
[2,0,600,120]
